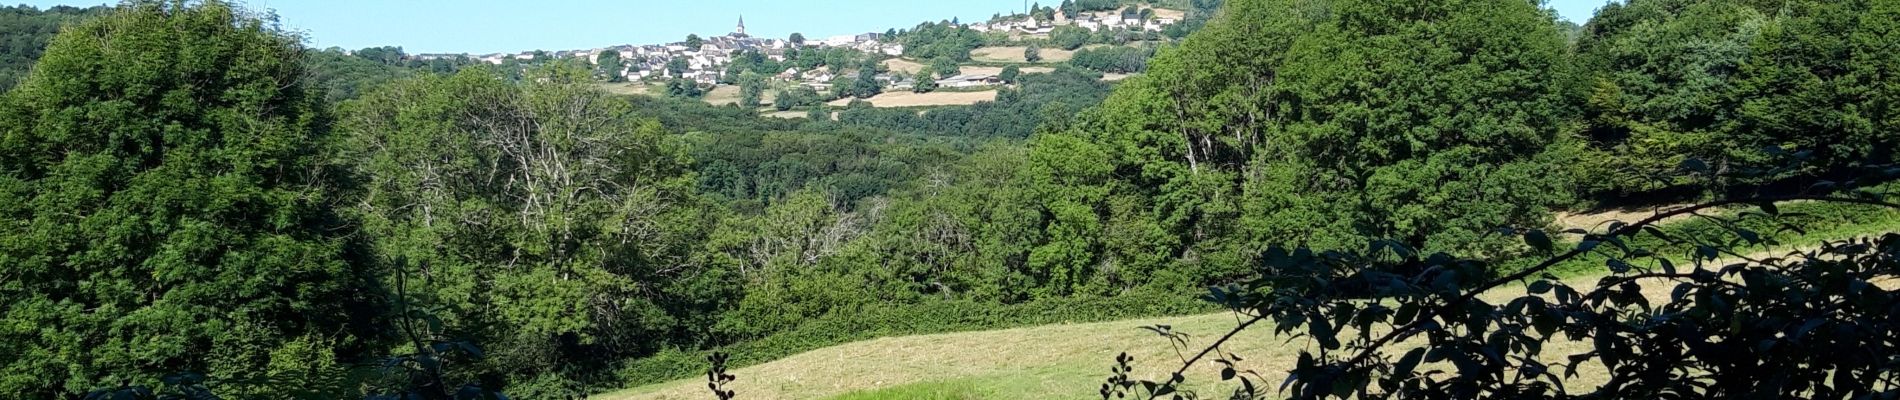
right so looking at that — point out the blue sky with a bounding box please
[18,0,1617,54]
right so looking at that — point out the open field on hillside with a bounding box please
[605,266,1900,400]
[602,204,1900,400]
[599,274,1657,400]
[1148,7,1187,20]
[962,65,1055,76]
[826,90,999,107]
[971,46,1076,63]
[880,58,1058,75]
[597,82,654,96]
[881,58,928,74]
[702,85,744,106]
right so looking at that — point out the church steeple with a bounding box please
[736,15,747,36]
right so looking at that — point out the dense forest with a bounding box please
[0,0,1895,398]
[0,4,108,90]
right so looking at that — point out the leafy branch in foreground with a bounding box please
[706,353,737,400]
[1105,165,1900,400]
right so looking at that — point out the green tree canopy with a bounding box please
[0,1,373,396]
[341,65,711,396]
[1050,25,1091,50]
[1573,0,1900,198]
[596,50,625,82]
[738,71,765,107]
[0,4,108,91]
[1020,0,1577,297]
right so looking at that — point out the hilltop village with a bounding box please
[402,5,1190,99]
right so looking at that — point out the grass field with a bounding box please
[826,90,999,108]
[597,82,654,96]
[1147,7,1187,20]
[882,58,928,74]
[701,85,744,106]
[604,267,1899,400]
[881,58,1058,75]
[602,204,1899,400]
[601,277,1660,400]
[971,46,1077,63]
[962,66,1055,76]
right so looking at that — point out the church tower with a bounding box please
[736,15,747,36]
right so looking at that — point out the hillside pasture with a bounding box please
[971,46,1075,63]
[882,58,927,74]
[826,90,998,108]
[961,66,1055,76]
[600,288,1606,400]
[701,85,744,106]
[599,201,1900,400]
[596,82,654,96]
[600,264,1900,400]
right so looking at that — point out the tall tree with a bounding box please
[1000,65,1022,84]
[1024,0,1577,297]
[596,50,626,82]
[930,57,962,77]
[0,1,373,396]
[851,59,882,99]
[666,57,689,76]
[913,66,940,93]
[342,65,710,396]
[738,72,765,107]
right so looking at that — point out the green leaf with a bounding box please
[1393,347,1426,377]
[1529,280,1553,294]
[1524,230,1554,252]
[1395,303,1420,325]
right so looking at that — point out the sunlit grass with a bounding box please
[600,207,1898,400]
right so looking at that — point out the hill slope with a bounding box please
[596,274,1708,400]
[600,199,1900,400]
[600,312,1268,400]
